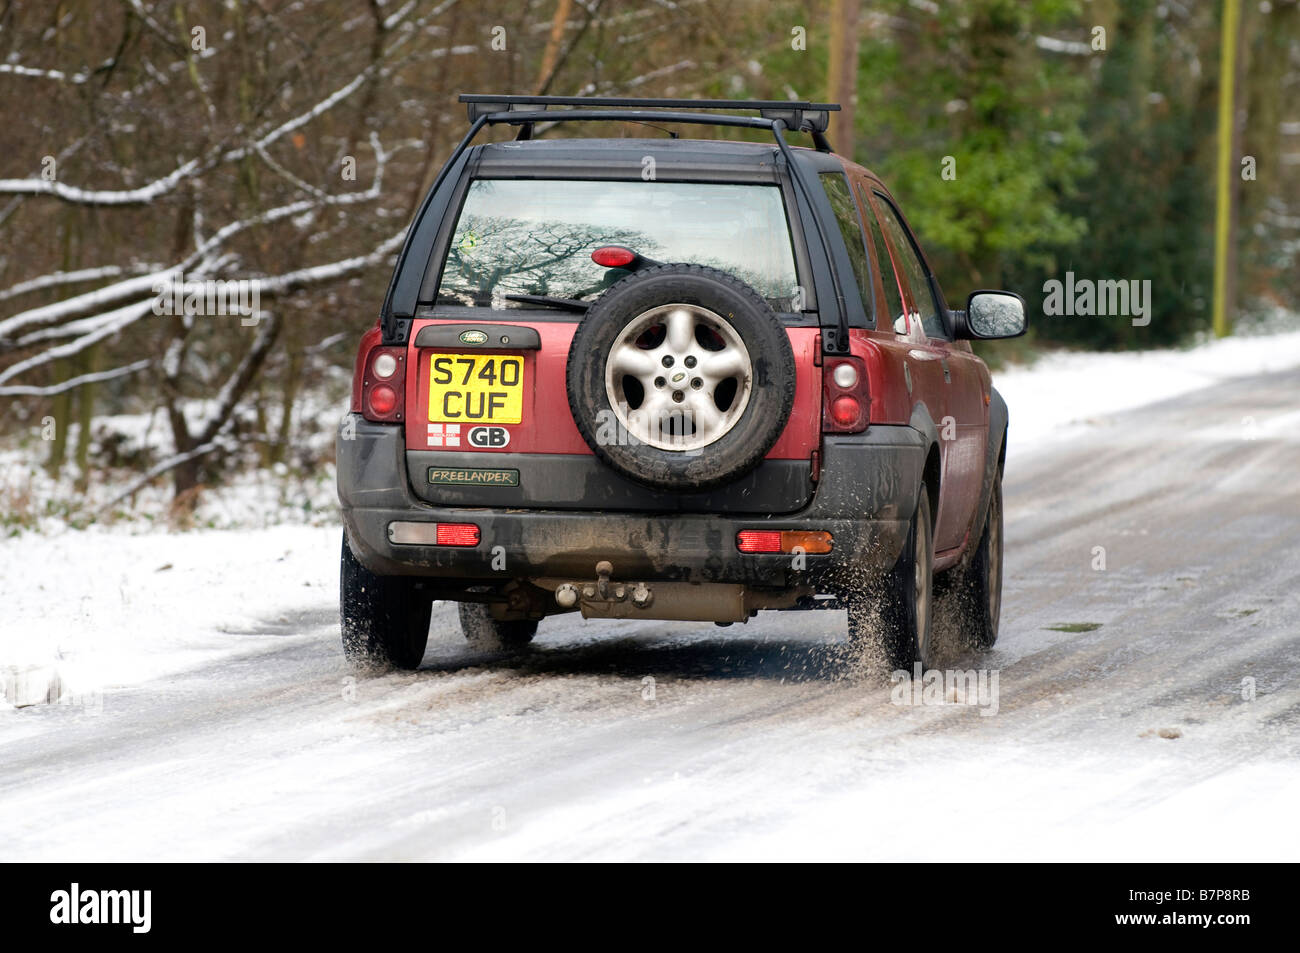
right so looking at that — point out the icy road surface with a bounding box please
[2,367,1298,860]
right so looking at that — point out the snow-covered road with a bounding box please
[3,347,1298,860]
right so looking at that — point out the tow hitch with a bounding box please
[547,561,809,623]
[555,561,653,612]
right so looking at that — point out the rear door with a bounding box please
[855,185,949,448]
[867,189,986,553]
[404,173,823,513]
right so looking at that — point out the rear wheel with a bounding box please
[847,484,934,670]
[340,534,431,670]
[459,602,538,652]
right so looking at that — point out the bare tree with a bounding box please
[0,0,793,509]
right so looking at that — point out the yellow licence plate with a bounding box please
[427,353,525,425]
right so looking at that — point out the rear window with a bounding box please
[435,179,801,311]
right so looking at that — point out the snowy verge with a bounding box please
[0,524,340,705]
[993,329,1300,457]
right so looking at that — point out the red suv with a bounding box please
[337,95,1027,671]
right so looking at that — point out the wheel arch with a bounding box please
[922,444,941,520]
[908,401,942,521]
[956,386,1007,571]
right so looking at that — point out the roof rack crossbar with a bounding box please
[472,109,778,130]
[459,94,840,145]
[459,94,839,111]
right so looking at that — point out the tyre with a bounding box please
[458,602,538,652]
[847,483,934,670]
[339,533,431,670]
[565,263,795,491]
[938,472,1002,649]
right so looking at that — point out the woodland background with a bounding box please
[0,0,1295,515]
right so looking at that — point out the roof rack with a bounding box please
[458,94,840,152]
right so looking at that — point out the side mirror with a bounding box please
[958,290,1028,340]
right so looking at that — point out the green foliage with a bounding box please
[861,0,1092,294]
[721,0,1292,351]
[1050,0,1219,347]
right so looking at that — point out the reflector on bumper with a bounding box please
[388,521,480,546]
[736,530,833,554]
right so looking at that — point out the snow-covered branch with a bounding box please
[193,313,282,445]
[1,129,396,350]
[0,272,176,343]
[0,63,89,84]
[0,359,152,397]
[0,264,158,305]
[0,221,402,387]
[97,438,228,514]
[0,158,205,207]
[251,229,405,296]
[0,43,390,207]
[0,297,158,387]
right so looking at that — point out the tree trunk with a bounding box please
[273,345,303,465]
[534,0,574,94]
[46,358,71,476]
[74,343,99,493]
[827,0,860,161]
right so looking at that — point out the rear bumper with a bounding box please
[337,415,925,590]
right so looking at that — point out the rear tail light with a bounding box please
[737,530,782,553]
[822,356,868,433]
[737,530,833,554]
[369,384,398,415]
[360,344,406,423]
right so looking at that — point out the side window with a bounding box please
[872,194,948,341]
[818,172,874,326]
[858,188,906,333]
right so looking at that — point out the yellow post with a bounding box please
[1212,0,1241,338]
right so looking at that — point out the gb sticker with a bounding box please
[468,426,510,449]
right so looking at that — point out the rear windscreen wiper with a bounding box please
[503,294,590,312]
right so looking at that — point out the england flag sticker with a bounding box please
[427,423,461,448]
